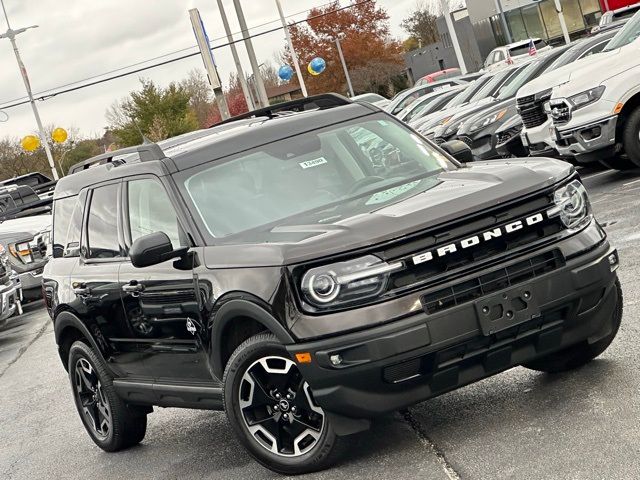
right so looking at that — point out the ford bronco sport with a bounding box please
[44,94,622,474]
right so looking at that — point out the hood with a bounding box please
[417,97,494,133]
[525,48,627,99]
[458,99,517,137]
[203,159,573,268]
[0,214,51,236]
[436,98,501,138]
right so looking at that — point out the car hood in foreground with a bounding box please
[0,215,51,236]
[204,159,573,268]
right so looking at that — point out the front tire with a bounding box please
[68,341,147,451]
[223,333,342,474]
[621,107,640,167]
[523,280,622,373]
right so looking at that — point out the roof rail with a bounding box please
[68,142,165,175]
[212,93,352,127]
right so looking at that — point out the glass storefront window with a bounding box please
[506,9,528,41]
[580,0,602,26]
[490,15,508,45]
[522,5,547,39]
[561,0,587,32]
[540,0,563,38]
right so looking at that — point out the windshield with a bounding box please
[180,116,453,241]
[496,61,545,100]
[447,75,492,107]
[388,82,456,113]
[604,10,640,51]
[354,93,385,103]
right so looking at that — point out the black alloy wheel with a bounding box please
[74,357,112,439]
[238,355,325,457]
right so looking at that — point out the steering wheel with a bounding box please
[348,176,385,195]
[368,147,384,166]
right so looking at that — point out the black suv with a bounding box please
[44,95,622,474]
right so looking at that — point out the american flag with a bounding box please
[528,39,537,56]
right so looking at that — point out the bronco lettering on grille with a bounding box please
[412,212,545,265]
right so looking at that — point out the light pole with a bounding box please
[553,0,571,44]
[215,0,254,110]
[493,0,512,44]
[0,0,58,180]
[330,33,354,98]
[232,0,270,109]
[275,0,307,97]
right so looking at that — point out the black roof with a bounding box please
[55,96,378,199]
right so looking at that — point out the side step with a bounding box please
[113,379,223,411]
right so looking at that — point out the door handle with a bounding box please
[122,282,145,294]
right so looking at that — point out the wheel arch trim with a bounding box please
[54,311,113,374]
[210,298,295,379]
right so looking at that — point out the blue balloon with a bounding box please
[309,57,326,74]
[278,64,294,81]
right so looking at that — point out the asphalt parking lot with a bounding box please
[1,166,639,480]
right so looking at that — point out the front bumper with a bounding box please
[522,118,557,156]
[0,280,20,324]
[288,236,619,419]
[18,267,44,299]
[554,116,617,162]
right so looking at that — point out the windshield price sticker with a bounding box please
[299,157,328,169]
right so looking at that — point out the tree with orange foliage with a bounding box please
[286,1,406,97]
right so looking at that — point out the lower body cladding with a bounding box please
[554,116,617,163]
[288,233,620,429]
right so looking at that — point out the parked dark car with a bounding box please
[44,94,622,475]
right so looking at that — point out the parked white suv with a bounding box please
[484,39,551,72]
[544,12,640,169]
[516,31,620,157]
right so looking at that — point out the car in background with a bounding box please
[0,185,52,302]
[385,78,469,115]
[0,244,22,329]
[351,93,390,109]
[483,38,552,72]
[546,11,640,170]
[396,84,467,122]
[437,46,570,148]
[414,68,461,86]
[0,172,57,201]
[592,1,640,33]
[417,63,530,138]
[516,28,622,159]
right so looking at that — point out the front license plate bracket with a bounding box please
[474,286,540,336]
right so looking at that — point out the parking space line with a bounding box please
[623,178,640,187]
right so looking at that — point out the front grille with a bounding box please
[458,135,473,147]
[496,126,522,146]
[422,249,564,314]
[550,99,571,126]
[517,91,551,129]
[381,188,566,296]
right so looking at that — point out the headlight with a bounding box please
[469,109,508,133]
[300,255,403,310]
[9,241,34,264]
[548,180,591,229]
[566,86,605,110]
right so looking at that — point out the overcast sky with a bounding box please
[0,0,420,139]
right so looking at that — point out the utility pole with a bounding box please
[215,0,254,110]
[493,0,512,44]
[275,0,307,97]
[331,33,354,97]
[554,0,571,44]
[189,8,230,120]
[232,0,270,108]
[438,0,467,74]
[0,0,58,180]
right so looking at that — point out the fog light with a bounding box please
[608,252,619,272]
[330,354,343,366]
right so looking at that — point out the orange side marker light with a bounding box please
[295,352,312,364]
[614,102,624,115]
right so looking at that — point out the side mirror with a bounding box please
[129,232,188,268]
[440,140,474,163]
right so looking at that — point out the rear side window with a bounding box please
[52,191,86,258]
[86,184,120,259]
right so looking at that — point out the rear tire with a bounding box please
[68,341,147,452]
[621,107,640,167]
[223,333,342,475]
[523,280,622,373]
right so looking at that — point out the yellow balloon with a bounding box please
[52,127,68,144]
[308,63,320,76]
[21,135,40,152]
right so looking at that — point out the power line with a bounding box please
[0,0,361,110]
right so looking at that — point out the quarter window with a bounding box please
[127,179,184,249]
[52,191,86,258]
[86,184,120,259]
